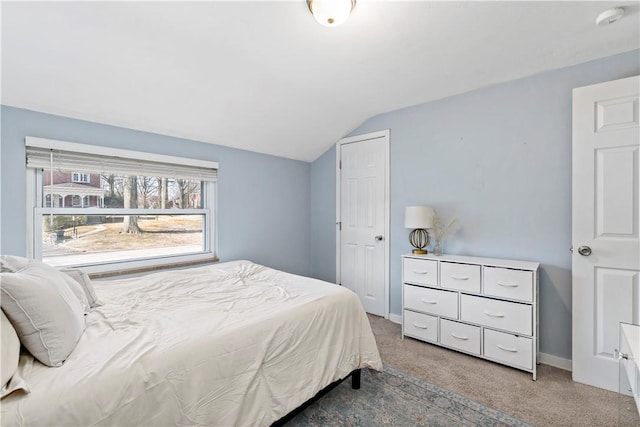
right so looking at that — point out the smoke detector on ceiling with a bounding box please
[595,7,625,27]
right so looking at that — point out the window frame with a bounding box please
[71,172,90,183]
[26,137,218,275]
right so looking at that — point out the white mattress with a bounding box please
[1,260,382,426]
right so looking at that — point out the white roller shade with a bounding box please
[26,139,218,182]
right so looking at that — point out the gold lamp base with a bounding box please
[409,228,431,255]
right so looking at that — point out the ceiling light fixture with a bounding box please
[595,7,625,27]
[307,0,356,27]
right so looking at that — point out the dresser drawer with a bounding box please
[440,262,481,293]
[403,310,438,343]
[484,329,533,370]
[460,294,532,336]
[403,258,438,286]
[484,267,533,302]
[440,319,480,355]
[403,285,458,318]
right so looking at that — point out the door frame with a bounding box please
[335,129,390,319]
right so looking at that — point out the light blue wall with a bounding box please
[310,146,336,283]
[0,106,311,276]
[310,49,640,360]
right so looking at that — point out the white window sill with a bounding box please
[58,252,218,278]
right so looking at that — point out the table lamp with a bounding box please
[405,206,434,254]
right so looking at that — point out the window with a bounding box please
[71,172,90,183]
[26,137,218,274]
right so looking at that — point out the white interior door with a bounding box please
[337,130,389,317]
[572,75,640,392]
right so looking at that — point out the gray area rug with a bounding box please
[287,365,532,426]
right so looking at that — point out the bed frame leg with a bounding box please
[351,369,361,389]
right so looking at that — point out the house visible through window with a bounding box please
[26,137,218,274]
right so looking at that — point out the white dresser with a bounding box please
[619,323,640,421]
[402,253,540,379]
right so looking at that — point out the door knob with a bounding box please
[577,246,592,256]
[374,235,384,241]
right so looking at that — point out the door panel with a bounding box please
[594,268,638,358]
[572,75,640,392]
[596,147,637,237]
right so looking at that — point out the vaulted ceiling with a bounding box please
[2,1,638,161]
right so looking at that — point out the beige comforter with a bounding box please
[1,260,382,426]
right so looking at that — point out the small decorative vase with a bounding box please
[433,240,443,256]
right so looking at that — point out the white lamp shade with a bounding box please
[405,206,434,229]
[308,0,355,27]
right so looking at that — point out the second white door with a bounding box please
[338,131,389,317]
[572,75,640,392]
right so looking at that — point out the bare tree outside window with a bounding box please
[137,177,158,209]
[174,179,200,208]
[158,177,168,209]
[102,174,116,197]
[101,174,125,208]
[122,176,141,234]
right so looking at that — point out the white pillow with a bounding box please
[0,256,90,313]
[0,261,86,367]
[59,268,102,308]
[0,255,29,273]
[1,310,29,398]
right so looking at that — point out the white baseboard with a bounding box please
[386,313,572,372]
[539,352,572,371]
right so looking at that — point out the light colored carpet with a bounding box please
[368,314,640,426]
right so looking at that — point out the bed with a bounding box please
[0,259,382,426]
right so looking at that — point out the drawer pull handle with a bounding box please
[497,345,518,353]
[483,311,505,318]
[497,281,518,288]
[420,299,437,304]
[412,323,429,329]
[413,271,429,275]
[450,333,469,341]
[451,275,469,280]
